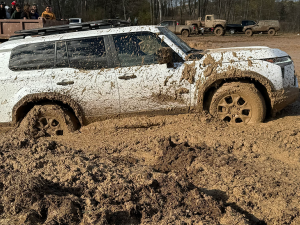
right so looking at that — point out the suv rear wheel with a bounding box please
[268,29,276,36]
[24,104,78,136]
[209,82,266,124]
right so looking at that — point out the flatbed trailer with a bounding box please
[0,18,68,39]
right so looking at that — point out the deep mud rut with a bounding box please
[1,35,300,224]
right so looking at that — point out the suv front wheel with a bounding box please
[209,82,266,124]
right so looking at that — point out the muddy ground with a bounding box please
[1,34,300,224]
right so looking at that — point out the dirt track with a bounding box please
[1,34,300,224]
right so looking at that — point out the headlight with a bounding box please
[262,56,291,64]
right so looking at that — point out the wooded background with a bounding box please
[2,0,300,32]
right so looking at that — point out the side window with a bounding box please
[160,21,168,26]
[9,42,55,71]
[67,36,107,70]
[113,32,168,67]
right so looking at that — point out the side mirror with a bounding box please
[156,47,174,68]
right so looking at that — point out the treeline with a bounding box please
[1,0,300,32]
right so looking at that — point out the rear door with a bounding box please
[111,31,191,114]
[51,36,120,120]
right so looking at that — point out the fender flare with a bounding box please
[197,71,276,111]
[12,92,84,125]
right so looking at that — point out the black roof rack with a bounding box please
[9,19,130,41]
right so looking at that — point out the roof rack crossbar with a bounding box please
[9,19,129,40]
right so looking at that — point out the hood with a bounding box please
[243,24,255,29]
[204,46,289,63]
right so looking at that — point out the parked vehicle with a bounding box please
[0,17,68,40]
[0,21,298,136]
[159,20,195,37]
[243,20,280,36]
[226,20,256,34]
[185,15,227,36]
[69,18,82,24]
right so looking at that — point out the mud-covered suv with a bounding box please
[0,21,298,135]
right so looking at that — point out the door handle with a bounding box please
[118,74,137,80]
[57,80,74,86]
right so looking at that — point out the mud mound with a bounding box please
[0,126,250,224]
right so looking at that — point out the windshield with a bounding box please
[158,27,192,54]
[70,19,80,23]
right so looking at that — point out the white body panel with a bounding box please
[115,63,190,113]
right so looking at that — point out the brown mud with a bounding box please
[1,35,300,224]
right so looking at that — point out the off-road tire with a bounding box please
[209,82,266,124]
[245,29,253,37]
[27,105,78,136]
[230,29,236,35]
[214,27,224,36]
[181,30,189,37]
[268,29,276,36]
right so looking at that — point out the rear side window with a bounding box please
[67,36,107,70]
[9,42,55,71]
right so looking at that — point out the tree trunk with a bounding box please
[158,0,162,23]
[122,0,126,20]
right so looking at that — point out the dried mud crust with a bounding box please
[209,82,266,124]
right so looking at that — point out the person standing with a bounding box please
[0,2,6,19]
[21,4,30,19]
[10,1,16,17]
[134,17,138,25]
[10,4,22,19]
[30,3,39,19]
[5,6,10,18]
[41,5,56,20]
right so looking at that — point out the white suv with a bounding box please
[0,22,298,135]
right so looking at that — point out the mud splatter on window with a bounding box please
[113,32,168,67]
[67,37,107,70]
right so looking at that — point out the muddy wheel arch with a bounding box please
[198,72,275,116]
[12,93,84,126]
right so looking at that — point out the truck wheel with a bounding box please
[214,27,224,36]
[209,82,266,124]
[24,105,78,136]
[230,29,236,35]
[245,29,253,36]
[181,30,189,37]
[268,29,276,36]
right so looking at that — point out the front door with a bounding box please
[111,32,191,114]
